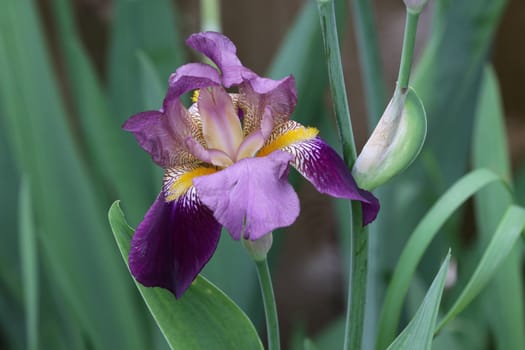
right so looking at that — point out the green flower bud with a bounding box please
[243,233,273,262]
[353,87,426,191]
[403,0,429,14]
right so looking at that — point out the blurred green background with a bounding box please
[0,0,524,349]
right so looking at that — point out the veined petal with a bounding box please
[186,32,252,87]
[198,86,244,159]
[123,107,198,167]
[166,62,221,102]
[193,151,300,240]
[263,121,379,225]
[239,75,297,136]
[163,164,217,202]
[129,191,221,298]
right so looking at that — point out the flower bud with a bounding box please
[403,0,429,14]
[242,233,273,262]
[353,87,426,191]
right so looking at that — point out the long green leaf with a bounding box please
[0,1,148,348]
[471,66,525,349]
[376,168,505,349]
[18,178,38,350]
[436,205,525,331]
[50,0,155,222]
[109,201,264,350]
[386,252,450,350]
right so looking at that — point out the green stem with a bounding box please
[317,1,369,349]
[350,0,388,128]
[200,0,221,32]
[317,0,357,163]
[255,259,280,350]
[343,203,368,350]
[397,10,420,89]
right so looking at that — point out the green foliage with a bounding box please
[108,201,264,350]
[0,0,521,349]
[386,253,450,350]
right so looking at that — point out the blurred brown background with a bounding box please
[36,0,525,345]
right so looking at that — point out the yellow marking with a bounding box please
[165,167,216,202]
[258,127,319,157]
[191,89,200,103]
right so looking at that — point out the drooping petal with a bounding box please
[186,32,252,87]
[129,190,221,299]
[239,75,297,135]
[123,98,203,167]
[291,137,378,225]
[198,86,244,159]
[166,62,221,102]
[262,121,379,225]
[193,151,300,240]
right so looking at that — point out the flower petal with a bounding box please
[129,190,221,298]
[193,151,300,240]
[267,122,379,225]
[166,62,221,102]
[186,32,252,87]
[239,75,297,135]
[198,86,244,159]
[123,99,202,167]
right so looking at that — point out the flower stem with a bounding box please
[317,1,369,349]
[200,0,221,32]
[255,259,280,350]
[397,10,420,89]
[316,0,357,163]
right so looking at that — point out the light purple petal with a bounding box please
[123,99,199,167]
[285,136,379,225]
[240,75,297,135]
[166,62,221,102]
[129,191,221,298]
[186,32,253,87]
[193,151,300,240]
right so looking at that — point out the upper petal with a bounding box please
[186,32,252,87]
[239,74,297,136]
[193,151,300,240]
[129,190,221,298]
[198,86,244,159]
[123,99,202,167]
[166,62,221,102]
[264,122,379,225]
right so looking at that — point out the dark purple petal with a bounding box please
[129,191,221,298]
[166,62,221,103]
[193,151,300,240]
[186,32,253,87]
[285,137,379,225]
[240,75,297,135]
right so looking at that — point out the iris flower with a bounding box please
[123,32,379,298]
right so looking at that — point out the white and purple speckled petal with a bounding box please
[284,136,379,225]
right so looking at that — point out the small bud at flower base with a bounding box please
[403,0,429,14]
[243,233,273,262]
[353,87,426,191]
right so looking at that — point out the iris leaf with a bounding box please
[18,178,39,350]
[0,1,149,348]
[464,66,525,349]
[376,168,505,349]
[386,252,450,350]
[436,205,525,331]
[109,201,264,350]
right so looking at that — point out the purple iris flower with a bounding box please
[123,32,379,298]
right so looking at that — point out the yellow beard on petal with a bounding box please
[257,126,319,157]
[164,166,216,202]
